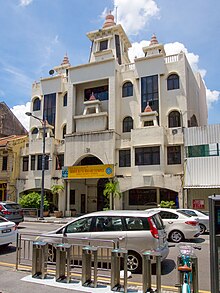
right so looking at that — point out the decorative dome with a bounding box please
[144,102,153,112]
[89,92,96,101]
[61,54,70,65]
[150,34,159,46]
[103,12,116,28]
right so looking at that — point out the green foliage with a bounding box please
[159,200,176,208]
[19,192,49,210]
[51,184,64,195]
[103,179,121,199]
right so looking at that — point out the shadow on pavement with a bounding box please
[0,244,16,255]
[151,259,176,275]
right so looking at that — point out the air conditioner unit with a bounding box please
[172,129,178,135]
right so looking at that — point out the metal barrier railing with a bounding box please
[22,208,39,219]
[16,232,118,271]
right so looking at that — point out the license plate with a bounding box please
[2,229,11,233]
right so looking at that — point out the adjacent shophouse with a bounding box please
[184,124,220,211]
[17,13,207,215]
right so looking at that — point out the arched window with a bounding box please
[190,115,198,127]
[123,117,133,132]
[122,82,133,97]
[168,111,181,128]
[62,124,66,139]
[31,128,38,135]
[33,97,41,111]
[63,93,67,107]
[167,74,179,90]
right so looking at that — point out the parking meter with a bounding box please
[209,195,220,292]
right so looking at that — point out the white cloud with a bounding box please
[164,42,207,78]
[206,89,220,108]
[128,40,149,61]
[19,0,33,6]
[112,0,159,35]
[11,102,31,131]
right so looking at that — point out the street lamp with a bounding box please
[25,111,46,220]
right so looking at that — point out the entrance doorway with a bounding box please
[97,178,109,211]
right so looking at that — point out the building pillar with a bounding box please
[65,180,71,216]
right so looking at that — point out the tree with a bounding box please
[103,178,121,210]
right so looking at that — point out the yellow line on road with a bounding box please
[0,261,210,293]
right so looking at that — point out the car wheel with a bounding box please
[126,251,142,274]
[48,245,56,262]
[169,230,184,243]
[199,224,206,234]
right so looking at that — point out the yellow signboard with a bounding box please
[67,164,114,179]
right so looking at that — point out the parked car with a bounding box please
[0,201,24,225]
[177,208,209,234]
[146,208,200,243]
[38,210,169,273]
[0,216,18,247]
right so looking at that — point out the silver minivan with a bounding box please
[40,210,169,273]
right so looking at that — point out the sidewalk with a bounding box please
[24,215,73,224]
[0,265,177,293]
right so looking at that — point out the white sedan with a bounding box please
[177,208,209,234]
[146,208,200,243]
[0,216,17,247]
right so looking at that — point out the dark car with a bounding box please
[0,201,24,225]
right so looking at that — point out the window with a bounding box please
[2,156,8,171]
[56,154,64,170]
[186,144,219,158]
[94,216,123,232]
[141,75,159,113]
[62,124,66,139]
[65,217,93,233]
[129,189,157,206]
[84,85,108,101]
[167,146,181,165]
[31,155,35,170]
[119,149,131,167]
[63,93,67,107]
[123,116,133,132]
[33,97,41,111]
[115,35,122,65]
[167,74,179,90]
[159,211,178,220]
[37,155,49,170]
[125,217,150,231]
[22,156,29,171]
[144,121,154,126]
[168,111,181,128]
[99,40,108,51]
[135,147,160,165]
[31,128,38,135]
[44,93,56,129]
[122,82,133,97]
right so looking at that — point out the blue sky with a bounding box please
[0,0,219,130]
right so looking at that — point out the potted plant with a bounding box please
[103,178,121,210]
